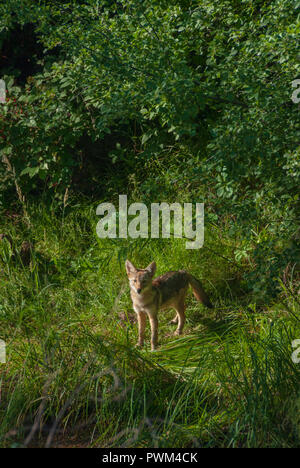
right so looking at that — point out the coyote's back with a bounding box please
[152,270,213,310]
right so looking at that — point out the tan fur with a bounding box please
[125,260,213,351]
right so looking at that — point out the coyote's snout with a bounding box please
[125,260,213,351]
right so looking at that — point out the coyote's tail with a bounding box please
[188,274,213,309]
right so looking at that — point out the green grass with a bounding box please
[0,200,299,448]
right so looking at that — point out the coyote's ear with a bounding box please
[145,261,156,276]
[125,260,137,276]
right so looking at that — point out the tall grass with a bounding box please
[0,200,299,447]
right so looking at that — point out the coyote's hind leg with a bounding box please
[174,300,186,336]
[170,313,178,325]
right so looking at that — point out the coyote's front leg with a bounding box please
[147,309,158,351]
[136,310,146,347]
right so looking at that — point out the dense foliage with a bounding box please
[0,0,299,295]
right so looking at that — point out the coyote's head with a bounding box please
[125,260,156,295]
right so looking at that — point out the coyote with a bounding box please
[125,260,213,351]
